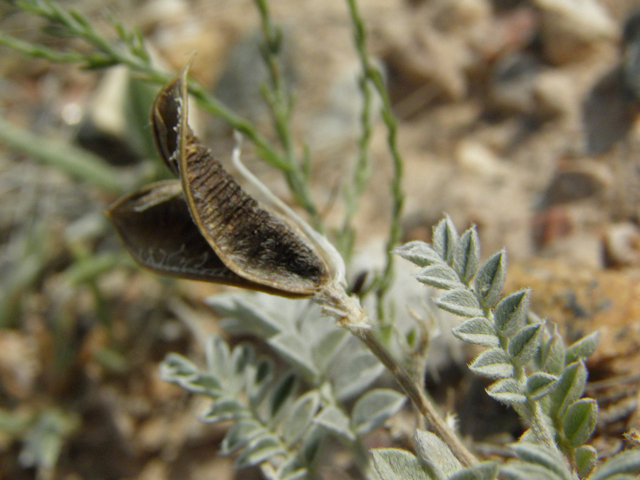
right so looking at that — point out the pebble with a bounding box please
[539,159,612,206]
[604,222,640,267]
[533,0,618,64]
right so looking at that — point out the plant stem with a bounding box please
[253,0,323,231]
[498,313,558,451]
[0,116,129,195]
[345,0,405,318]
[3,1,295,175]
[348,326,477,467]
[318,284,477,467]
[337,11,375,262]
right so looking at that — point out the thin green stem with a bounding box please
[253,0,322,231]
[0,31,90,63]
[318,285,477,467]
[336,0,377,261]
[186,81,289,171]
[4,0,327,232]
[3,1,297,178]
[0,116,129,194]
[345,0,404,318]
[349,326,477,467]
[337,64,374,263]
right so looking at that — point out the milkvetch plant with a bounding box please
[1,0,640,479]
[377,216,636,480]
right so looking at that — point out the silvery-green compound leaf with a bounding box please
[281,390,320,445]
[565,331,599,365]
[493,289,530,339]
[562,398,598,447]
[312,328,349,374]
[221,418,265,454]
[313,405,355,441]
[452,317,499,347]
[537,331,565,376]
[351,389,406,435]
[268,332,319,382]
[160,353,199,380]
[526,372,558,400]
[211,292,345,381]
[246,357,275,407]
[454,228,481,285]
[201,397,248,423]
[549,361,588,422]
[448,461,498,480]
[205,335,231,375]
[414,430,463,480]
[574,444,597,478]
[508,323,543,367]
[206,293,288,337]
[274,458,307,480]
[417,263,462,290]
[486,378,526,405]
[500,463,564,480]
[160,354,224,396]
[590,450,640,480]
[432,215,459,265]
[394,241,444,267]
[474,250,506,309]
[330,348,384,401]
[235,433,286,468]
[267,373,297,421]
[370,448,433,480]
[469,348,514,379]
[509,442,573,480]
[436,289,483,318]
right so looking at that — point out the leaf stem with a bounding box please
[0,116,129,194]
[2,1,303,193]
[317,284,477,467]
[349,326,477,467]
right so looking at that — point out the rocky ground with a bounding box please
[2,0,640,478]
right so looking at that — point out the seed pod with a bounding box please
[107,66,332,297]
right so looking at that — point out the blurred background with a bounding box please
[2,0,640,478]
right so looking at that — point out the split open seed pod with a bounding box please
[107,66,339,298]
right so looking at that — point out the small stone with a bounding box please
[539,160,612,207]
[582,68,637,155]
[456,140,509,180]
[533,0,618,64]
[622,8,640,101]
[489,52,541,114]
[604,222,640,267]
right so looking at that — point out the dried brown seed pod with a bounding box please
[107,66,335,298]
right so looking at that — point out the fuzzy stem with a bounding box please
[495,312,559,451]
[348,326,477,467]
[317,285,477,467]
